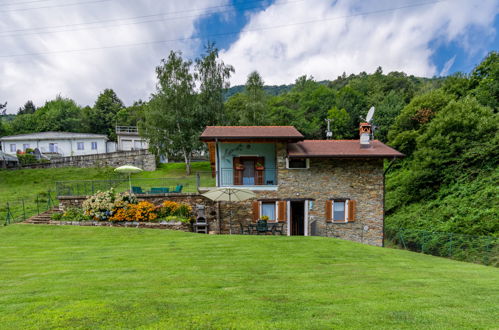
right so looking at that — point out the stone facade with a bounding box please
[207,143,385,246]
[21,149,156,171]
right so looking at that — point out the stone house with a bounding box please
[200,125,403,246]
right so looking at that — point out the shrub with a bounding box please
[18,154,38,165]
[51,208,90,221]
[109,201,158,222]
[157,200,193,222]
[82,189,137,221]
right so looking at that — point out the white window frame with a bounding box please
[286,157,310,169]
[9,144,16,152]
[259,201,278,222]
[91,141,98,150]
[77,142,85,150]
[331,199,349,223]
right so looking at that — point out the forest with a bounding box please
[1,49,497,242]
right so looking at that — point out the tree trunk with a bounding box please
[183,150,191,176]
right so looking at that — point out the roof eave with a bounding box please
[288,154,405,159]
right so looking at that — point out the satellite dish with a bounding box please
[366,106,375,123]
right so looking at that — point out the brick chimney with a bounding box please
[359,122,372,148]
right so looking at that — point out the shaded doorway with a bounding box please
[290,201,305,236]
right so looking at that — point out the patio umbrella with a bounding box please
[114,165,143,192]
[202,187,256,234]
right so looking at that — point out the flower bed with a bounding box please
[52,189,195,224]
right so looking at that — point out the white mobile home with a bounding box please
[0,132,110,157]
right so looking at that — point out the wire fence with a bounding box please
[387,228,498,267]
[2,190,57,226]
[55,173,216,196]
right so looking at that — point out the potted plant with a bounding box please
[260,215,270,222]
[235,163,245,170]
[255,162,265,170]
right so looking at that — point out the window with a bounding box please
[49,143,58,153]
[91,142,97,150]
[326,199,356,223]
[287,158,309,169]
[261,202,276,221]
[333,201,346,221]
[9,144,16,152]
[77,142,84,150]
[23,144,30,151]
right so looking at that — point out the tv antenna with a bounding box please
[360,106,378,140]
[325,118,333,139]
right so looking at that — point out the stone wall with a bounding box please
[58,193,222,234]
[203,143,385,246]
[22,149,156,171]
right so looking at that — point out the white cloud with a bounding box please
[221,0,498,85]
[0,0,228,113]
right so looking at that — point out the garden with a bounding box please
[52,188,194,225]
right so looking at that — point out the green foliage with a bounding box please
[469,51,498,110]
[52,208,90,222]
[388,90,453,155]
[83,89,124,140]
[195,42,234,126]
[142,51,200,175]
[17,100,36,115]
[17,153,38,165]
[326,107,350,139]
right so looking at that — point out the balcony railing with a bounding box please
[218,168,277,186]
[116,126,139,134]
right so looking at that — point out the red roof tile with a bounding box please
[200,126,304,141]
[288,140,404,158]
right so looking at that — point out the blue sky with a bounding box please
[0,0,497,112]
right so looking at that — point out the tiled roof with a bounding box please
[0,131,108,141]
[200,126,304,141]
[288,140,404,158]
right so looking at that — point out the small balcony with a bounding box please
[218,168,277,188]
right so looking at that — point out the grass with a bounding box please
[0,162,214,222]
[0,225,498,329]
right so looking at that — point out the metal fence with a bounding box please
[55,174,216,196]
[387,228,498,266]
[2,190,57,226]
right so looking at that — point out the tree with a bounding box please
[242,71,268,125]
[83,89,124,139]
[0,101,7,116]
[17,100,36,115]
[470,51,498,110]
[142,51,200,175]
[195,42,234,126]
[326,107,351,139]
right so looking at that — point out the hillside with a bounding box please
[1,225,498,328]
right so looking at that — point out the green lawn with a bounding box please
[0,225,498,329]
[0,162,214,222]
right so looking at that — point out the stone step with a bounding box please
[24,207,60,224]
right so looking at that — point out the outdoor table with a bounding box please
[247,223,283,235]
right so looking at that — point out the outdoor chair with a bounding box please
[131,186,144,194]
[256,220,272,235]
[172,184,183,193]
[149,187,169,194]
[239,223,251,235]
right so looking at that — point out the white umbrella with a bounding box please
[202,187,256,234]
[114,165,143,192]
